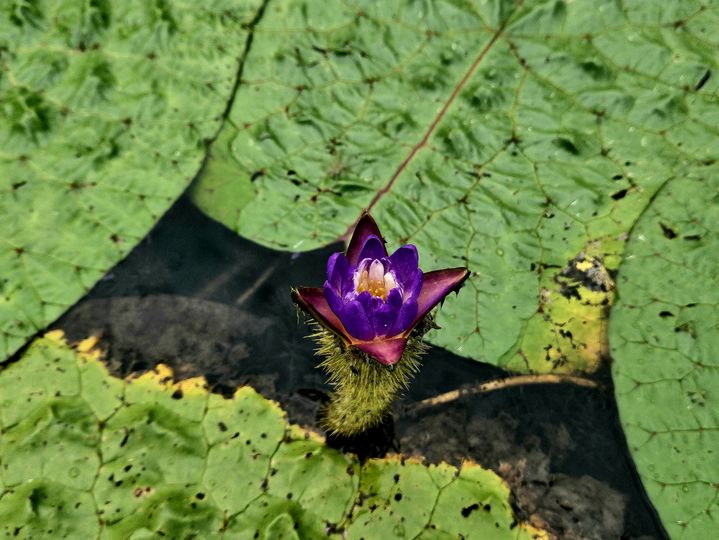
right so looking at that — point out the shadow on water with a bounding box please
[55,196,667,540]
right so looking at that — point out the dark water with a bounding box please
[56,196,667,540]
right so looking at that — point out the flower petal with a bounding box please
[401,268,423,300]
[357,235,386,263]
[326,252,349,291]
[339,300,375,341]
[354,338,408,366]
[369,290,402,336]
[292,287,348,341]
[346,213,385,266]
[388,244,419,284]
[414,268,470,324]
[341,273,355,297]
[368,259,384,283]
[323,282,344,316]
[385,287,403,308]
[388,298,418,336]
[355,290,380,315]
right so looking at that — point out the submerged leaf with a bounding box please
[191,0,719,373]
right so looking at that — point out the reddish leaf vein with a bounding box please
[340,17,511,243]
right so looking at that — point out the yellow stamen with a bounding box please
[355,260,393,300]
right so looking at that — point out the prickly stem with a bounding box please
[310,315,434,437]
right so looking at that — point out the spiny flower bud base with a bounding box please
[311,316,434,437]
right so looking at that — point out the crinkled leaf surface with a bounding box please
[0,332,547,539]
[191,0,719,373]
[610,174,719,539]
[0,0,265,362]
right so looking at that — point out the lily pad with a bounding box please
[0,0,265,362]
[610,173,719,539]
[0,331,547,538]
[191,0,719,373]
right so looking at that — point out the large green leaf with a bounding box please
[610,173,719,539]
[0,0,265,362]
[191,0,719,373]
[0,332,548,539]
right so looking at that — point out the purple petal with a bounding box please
[388,298,418,336]
[323,282,344,316]
[292,287,349,341]
[385,287,403,308]
[354,338,408,366]
[388,245,419,284]
[369,292,401,336]
[355,290,381,314]
[339,300,375,341]
[341,273,355,296]
[357,235,386,263]
[346,213,385,266]
[326,252,349,290]
[414,268,470,325]
[401,268,423,300]
[371,307,399,336]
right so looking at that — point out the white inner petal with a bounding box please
[352,258,401,301]
[368,260,384,284]
[383,272,396,292]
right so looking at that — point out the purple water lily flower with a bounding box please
[293,213,469,366]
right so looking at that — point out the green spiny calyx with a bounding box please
[313,316,433,436]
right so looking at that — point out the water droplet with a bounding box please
[682,485,689,493]
[496,248,504,256]
[490,279,497,286]
[69,467,80,478]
